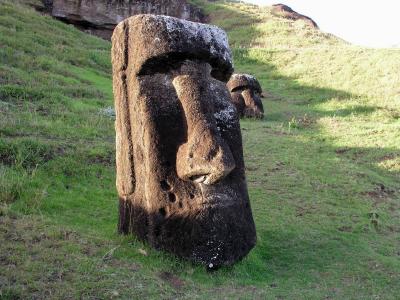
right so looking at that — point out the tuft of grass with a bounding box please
[1,0,399,299]
[0,138,56,169]
[0,167,27,204]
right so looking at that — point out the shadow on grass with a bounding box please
[205,136,400,287]
[90,132,398,291]
[5,133,399,291]
[191,0,264,48]
[233,48,356,104]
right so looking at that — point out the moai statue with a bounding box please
[112,15,256,269]
[227,74,264,119]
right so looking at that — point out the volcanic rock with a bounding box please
[271,4,318,29]
[112,15,256,268]
[48,0,206,40]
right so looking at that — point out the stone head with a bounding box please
[227,74,264,119]
[112,15,256,268]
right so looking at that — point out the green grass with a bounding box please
[1,0,400,299]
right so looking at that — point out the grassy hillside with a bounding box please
[1,0,399,299]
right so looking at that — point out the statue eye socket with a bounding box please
[139,57,216,77]
[231,86,247,93]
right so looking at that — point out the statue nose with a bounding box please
[242,89,264,118]
[243,90,263,112]
[173,74,235,185]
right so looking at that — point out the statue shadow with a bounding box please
[178,49,398,284]
[233,48,358,107]
[206,141,400,284]
[232,47,385,132]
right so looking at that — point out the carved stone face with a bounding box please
[227,74,264,119]
[112,15,256,268]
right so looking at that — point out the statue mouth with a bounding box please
[190,174,210,184]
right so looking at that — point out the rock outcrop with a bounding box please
[46,0,206,40]
[112,15,256,268]
[271,3,318,29]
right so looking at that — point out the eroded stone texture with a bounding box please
[112,15,256,268]
[227,74,264,119]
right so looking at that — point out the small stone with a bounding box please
[138,248,148,256]
[110,290,119,298]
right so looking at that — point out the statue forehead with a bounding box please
[227,74,262,93]
[112,14,233,82]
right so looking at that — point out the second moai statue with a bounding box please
[112,15,256,269]
[227,74,264,119]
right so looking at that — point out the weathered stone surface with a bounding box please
[27,0,53,13]
[112,15,256,268]
[48,0,206,40]
[271,3,318,29]
[227,74,264,119]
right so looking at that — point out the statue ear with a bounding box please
[112,21,135,199]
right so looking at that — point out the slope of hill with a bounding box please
[1,0,399,299]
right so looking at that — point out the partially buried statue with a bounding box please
[112,15,256,268]
[227,74,264,119]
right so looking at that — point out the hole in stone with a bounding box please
[178,202,183,208]
[189,193,194,199]
[168,193,176,203]
[159,207,166,217]
[154,225,161,237]
[189,152,193,158]
[160,180,170,191]
[207,146,219,160]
